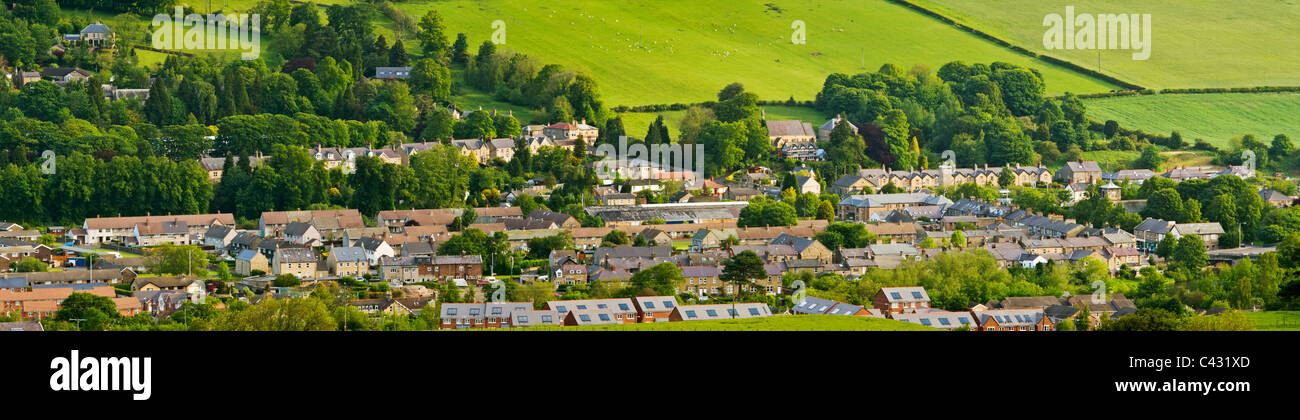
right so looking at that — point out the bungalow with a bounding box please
[892,311,977,330]
[1259,189,1293,208]
[504,309,559,328]
[234,249,269,276]
[632,296,678,323]
[131,276,206,301]
[792,296,883,317]
[668,303,773,321]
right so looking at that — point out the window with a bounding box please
[541,315,553,323]
[748,308,760,316]
[447,308,457,315]
[597,304,608,309]
[663,301,674,308]
[685,310,697,318]
[469,308,481,316]
[618,303,630,311]
[919,318,932,326]
[492,307,502,315]
[938,318,951,326]
[579,314,591,322]
[577,305,588,310]
[911,291,923,299]
[706,310,718,317]
[556,305,567,312]
[598,314,611,321]
[890,292,902,299]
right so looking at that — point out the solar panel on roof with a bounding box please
[706,310,718,317]
[911,291,923,299]
[618,303,629,310]
[579,314,591,322]
[663,301,674,308]
[685,310,697,318]
[749,308,760,315]
[890,292,902,299]
[644,302,655,309]
[939,318,951,326]
[919,318,932,326]
[959,317,970,324]
[598,314,611,321]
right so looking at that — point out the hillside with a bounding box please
[507,315,940,331]
[1083,93,1300,148]
[911,0,1300,90]
[395,0,1119,106]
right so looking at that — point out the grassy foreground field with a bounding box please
[1082,93,1300,148]
[912,0,1300,90]
[510,314,939,331]
[1243,311,1300,331]
[397,0,1118,106]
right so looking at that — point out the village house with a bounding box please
[439,302,533,329]
[282,221,322,246]
[131,276,206,301]
[272,248,319,280]
[353,236,397,266]
[259,209,365,240]
[838,193,954,222]
[1056,161,1103,184]
[327,246,368,277]
[769,233,833,263]
[81,213,235,245]
[970,308,1054,331]
[766,119,817,149]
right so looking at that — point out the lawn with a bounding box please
[508,314,940,331]
[396,0,1118,107]
[1243,311,1300,331]
[911,0,1300,90]
[618,105,829,140]
[1083,93,1300,148]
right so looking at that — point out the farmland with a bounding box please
[911,0,1300,90]
[1083,93,1300,148]
[394,0,1119,106]
[1244,311,1300,331]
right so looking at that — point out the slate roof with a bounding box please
[330,246,367,262]
[276,248,317,263]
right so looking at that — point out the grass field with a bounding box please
[509,314,939,331]
[1243,311,1300,331]
[396,0,1118,106]
[1083,93,1300,148]
[618,105,829,140]
[911,0,1300,90]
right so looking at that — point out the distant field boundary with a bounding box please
[886,0,1144,91]
[1065,86,1300,100]
[133,45,194,58]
